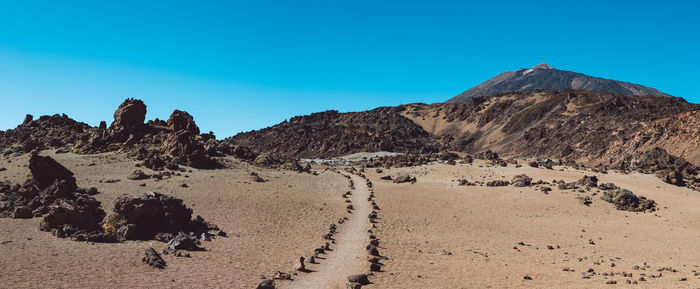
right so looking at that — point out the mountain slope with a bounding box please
[228,89,699,166]
[446,63,672,103]
[408,89,698,165]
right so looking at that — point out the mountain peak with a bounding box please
[533,63,553,69]
[446,64,672,103]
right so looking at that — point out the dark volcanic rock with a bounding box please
[366,153,437,168]
[39,196,106,236]
[0,155,106,231]
[487,180,509,187]
[601,189,656,212]
[12,206,32,219]
[615,147,696,175]
[142,247,166,269]
[576,175,599,188]
[347,274,370,285]
[256,279,275,289]
[163,131,218,169]
[166,232,202,251]
[110,191,211,240]
[511,174,532,187]
[393,175,416,184]
[28,154,76,189]
[167,110,200,135]
[111,98,146,130]
[226,108,438,159]
[0,114,92,155]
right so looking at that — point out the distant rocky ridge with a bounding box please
[0,99,312,171]
[225,108,439,159]
[446,63,672,103]
[0,99,223,169]
[227,89,698,167]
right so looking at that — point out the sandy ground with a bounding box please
[0,152,347,288]
[281,172,371,289]
[362,160,700,288]
[3,152,700,288]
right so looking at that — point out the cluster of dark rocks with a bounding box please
[486,180,509,187]
[600,189,656,212]
[614,147,699,191]
[226,107,439,159]
[74,99,221,169]
[104,191,217,242]
[0,155,220,268]
[474,150,507,167]
[0,114,93,156]
[0,155,103,228]
[0,98,318,174]
[364,153,438,168]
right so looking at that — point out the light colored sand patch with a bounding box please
[0,152,347,288]
[363,161,700,288]
[281,172,371,289]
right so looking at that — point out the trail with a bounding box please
[283,173,371,289]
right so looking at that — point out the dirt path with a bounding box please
[282,173,371,289]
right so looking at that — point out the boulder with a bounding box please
[256,279,275,289]
[511,174,532,187]
[39,197,106,236]
[29,154,76,189]
[347,274,370,285]
[127,170,149,180]
[576,175,599,187]
[22,114,33,125]
[167,110,200,135]
[663,170,684,186]
[393,175,416,183]
[142,247,166,269]
[111,98,146,129]
[112,192,205,239]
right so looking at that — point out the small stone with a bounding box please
[347,274,370,285]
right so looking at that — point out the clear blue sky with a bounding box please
[1,0,698,137]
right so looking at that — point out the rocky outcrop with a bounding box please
[0,114,92,155]
[71,99,221,169]
[0,155,108,241]
[167,110,200,135]
[111,98,147,131]
[226,108,438,159]
[614,147,696,175]
[0,155,104,225]
[107,191,213,240]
